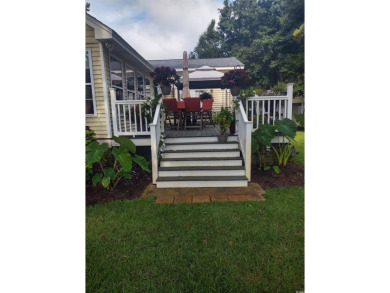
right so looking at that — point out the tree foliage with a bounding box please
[190,0,304,95]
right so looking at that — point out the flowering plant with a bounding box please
[150,66,179,87]
[221,69,250,88]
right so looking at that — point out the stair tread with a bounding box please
[162,149,240,153]
[156,176,248,182]
[165,135,238,139]
[159,166,245,171]
[160,157,243,161]
[164,142,238,145]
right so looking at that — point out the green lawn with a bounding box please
[86,186,304,292]
[291,130,304,165]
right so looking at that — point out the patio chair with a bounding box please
[201,99,215,127]
[183,97,202,130]
[162,98,181,130]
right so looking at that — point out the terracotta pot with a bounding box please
[230,86,241,96]
[161,85,171,95]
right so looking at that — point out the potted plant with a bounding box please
[150,66,179,95]
[199,92,213,100]
[221,68,251,96]
[213,107,233,143]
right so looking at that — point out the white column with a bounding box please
[287,83,294,119]
[109,88,119,137]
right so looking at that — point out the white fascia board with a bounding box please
[86,15,113,40]
[112,33,154,73]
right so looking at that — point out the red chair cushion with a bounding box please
[163,98,178,112]
[184,97,201,112]
[202,99,213,111]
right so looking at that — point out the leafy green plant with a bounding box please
[143,93,163,123]
[86,127,97,181]
[271,82,287,94]
[252,123,276,170]
[86,126,96,146]
[294,113,304,128]
[213,107,233,136]
[272,119,297,167]
[86,136,150,190]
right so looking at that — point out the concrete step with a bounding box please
[161,149,241,159]
[164,135,238,144]
[158,166,246,177]
[163,142,239,151]
[156,176,248,188]
[160,157,243,167]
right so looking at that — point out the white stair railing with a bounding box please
[236,100,253,181]
[150,100,163,184]
[246,83,293,131]
[110,88,152,137]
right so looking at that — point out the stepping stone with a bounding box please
[210,194,229,202]
[227,194,248,202]
[192,195,211,203]
[174,195,192,203]
[155,196,174,204]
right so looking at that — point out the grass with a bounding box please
[291,130,304,165]
[86,186,304,292]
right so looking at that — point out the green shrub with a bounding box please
[86,126,96,146]
[213,107,233,136]
[86,127,97,180]
[294,113,304,128]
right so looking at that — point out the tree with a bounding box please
[191,0,304,95]
[190,19,225,59]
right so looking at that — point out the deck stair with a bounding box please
[156,135,248,188]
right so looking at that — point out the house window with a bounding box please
[125,64,136,100]
[86,49,96,115]
[109,56,124,100]
[136,72,144,99]
[145,78,152,98]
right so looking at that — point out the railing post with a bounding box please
[245,121,252,181]
[150,123,158,184]
[287,83,294,119]
[109,88,119,137]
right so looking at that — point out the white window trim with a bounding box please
[125,63,136,100]
[86,48,97,117]
[136,73,145,100]
[109,54,124,97]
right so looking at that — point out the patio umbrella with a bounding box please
[179,66,224,89]
[181,51,191,99]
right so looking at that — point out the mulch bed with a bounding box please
[250,162,304,188]
[86,161,304,207]
[86,164,152,207]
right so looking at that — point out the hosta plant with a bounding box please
[86,136,150,190]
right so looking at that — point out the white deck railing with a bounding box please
[245,83,293,131]
[236,100,253,181]
[150,100,164,184]
[110,88,152,137]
